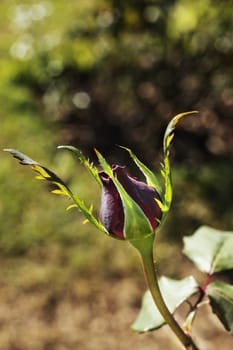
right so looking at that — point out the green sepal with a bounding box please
[4,148,72,196]
[3,148,107,234]
[120,146,162,196]
[132,276,198,332]
[207,281,233,335]
[162,111,198,215]
[72,194,107,233]
[94,148,113,176]
[58,145,101,185]
[95,149,154,241]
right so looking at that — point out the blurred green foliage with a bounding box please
[4,0,232,159]
[0,0,232,271]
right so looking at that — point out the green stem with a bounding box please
[132,235,199,350]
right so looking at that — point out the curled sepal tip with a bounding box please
[3,148,71,197]
[162,111,198,216]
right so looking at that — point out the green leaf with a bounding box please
[3,148,107,234]
[207,281,233,334]
[183,226,233,274]
[119,146,162,196]
[58,145,101,185]
[162,111,198,215]
[132,276,198,332]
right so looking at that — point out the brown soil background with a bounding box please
[0,271,232,350]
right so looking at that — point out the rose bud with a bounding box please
[99,165,162,240]
[5,112,197,244]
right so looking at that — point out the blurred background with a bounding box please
[0,1,232,349]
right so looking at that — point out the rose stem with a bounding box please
[132,235,200,350]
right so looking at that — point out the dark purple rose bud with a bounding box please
[99,171,125,239]
[99,165,162,239]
